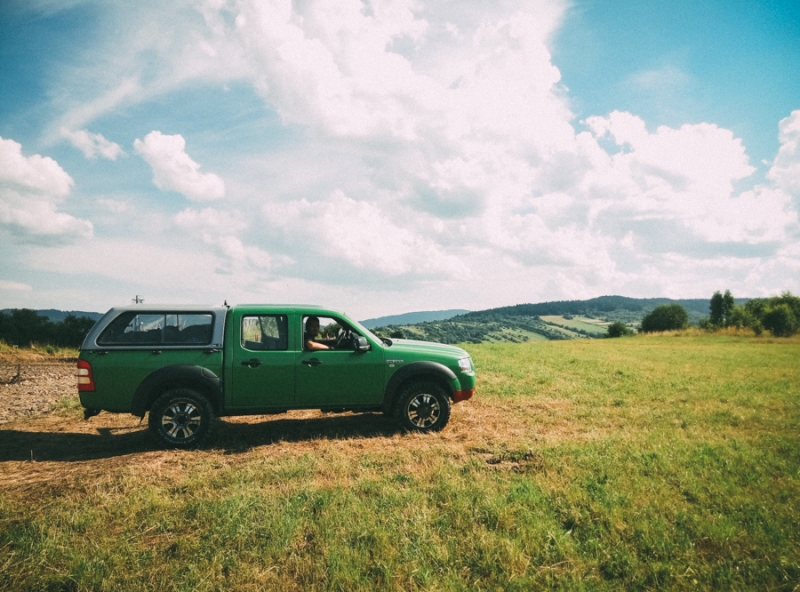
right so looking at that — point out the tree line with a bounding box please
[0,309,97,348]
[701,290,800,337]
[608,291,800,337]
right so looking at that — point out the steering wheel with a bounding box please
[334,328,352,350]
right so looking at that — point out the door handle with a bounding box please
[151,350,162,355]
[241,359,261,368]
[302,358,321,367]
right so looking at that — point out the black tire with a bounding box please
[393,380,451,432]
[148,388,214,448]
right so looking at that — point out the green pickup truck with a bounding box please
[78,304,476,448]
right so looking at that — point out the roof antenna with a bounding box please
[133,295,145,304]
[224,300,229,308]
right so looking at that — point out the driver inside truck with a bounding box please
[304,316,330,351]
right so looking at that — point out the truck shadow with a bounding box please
[0,413,403,462]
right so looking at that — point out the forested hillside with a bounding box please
[371,296,716,344]
[468,296,711,323]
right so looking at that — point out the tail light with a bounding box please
[77,359,95,392]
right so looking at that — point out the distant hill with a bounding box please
[369,295,732,344]
[1,309,103,322]
[464,296,713,324]
[360,309,470,328]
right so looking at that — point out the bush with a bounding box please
[743,292,800,337]
[640,304,689,333]
[606,321,633,338]
[761,304,798,337]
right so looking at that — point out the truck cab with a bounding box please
[78,304,476,447]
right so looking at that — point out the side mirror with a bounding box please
[354,336,371,352]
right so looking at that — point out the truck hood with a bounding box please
[384,339,470,359]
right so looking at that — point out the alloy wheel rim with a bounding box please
[407,393,440,428]
[161,401,202,440]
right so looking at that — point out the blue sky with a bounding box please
[1,0,798,319]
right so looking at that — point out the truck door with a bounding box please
[229,311,295,409]
[295,314,384,407]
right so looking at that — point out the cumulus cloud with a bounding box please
[18,1,800,308]
[768,110,800,198]
[61,128,124,160]
[581,112,797,245]
[174,207,280,271]
[0,136,93,243]
[0,137,73,195]
[264,190,463,277]
[134,131,225,201]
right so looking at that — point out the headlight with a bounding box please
[458,357,472,372]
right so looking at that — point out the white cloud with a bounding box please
[582,111,795,244]
[264,190,463,277]
[768,110,800,198]
[174,207,278,270]
[10,1,800,314]
[0,136,73,195]
[174,207,246,234]
[96,198,130,213]
[0,280,32,291]
[629,64,691,94]
[134,131,225,201]
[0,136,93,243]
[61,128,124,160]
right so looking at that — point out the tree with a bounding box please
[709,290,735,326]
[640,304,689,333]
[743,292,800,337]
[606,321,632,338]
[761,304,798,337]
[55,315,98,347]
[0,309,97,348]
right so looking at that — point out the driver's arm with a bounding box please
[305,339,330,351]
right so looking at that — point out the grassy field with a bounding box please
[1,334,799,590]
[540,315,612,336]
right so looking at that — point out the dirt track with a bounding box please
[0,360,587,497]
[0,363,77,424]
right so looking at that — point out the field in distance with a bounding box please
[1,333,798,590]
[539,315,612,337]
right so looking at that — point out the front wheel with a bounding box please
[148,388,214,448]
[394,381,451,432]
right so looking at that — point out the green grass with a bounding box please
[1,334,799,590]
[540,315,610,336]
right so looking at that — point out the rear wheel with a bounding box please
[394,380,451,432]
[148,388,214,448]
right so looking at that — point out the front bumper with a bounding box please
[453,388,474,402]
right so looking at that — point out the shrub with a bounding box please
[761,304,798,337]
[640,304,689,333]
[743,292,800,337]
[606,321,633,338]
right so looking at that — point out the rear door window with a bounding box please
[241,315,288,351]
